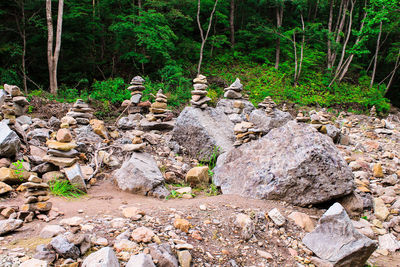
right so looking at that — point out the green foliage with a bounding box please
[90,78,130,104]
[12,159,25,182]
[48,178,86,199]
[206,183,219,196]
[199,146,220,170]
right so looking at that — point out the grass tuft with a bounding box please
[48,178,86,199]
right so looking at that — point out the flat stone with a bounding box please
[268,208,286,226]
[177,250,191,267]
[288,212,314,232]
[0,181,12,194]
[126,253,155,267]
[82,247,119,267]
[47,149,79,158]
[43,155,76,167]
[0,219,23,235]
[49,235,80,259]
[46,140,77,151]
[378,233,400,252]
[19,259,48,267]
[40,225,66,238]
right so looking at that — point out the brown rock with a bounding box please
[373,163,384,178]
[288,212,314,232]
[21,202,52,212]
[185,166,209,185]
[0,158,11,168]
[131,227,154,243]
[56,129,72,143]
[338,192,364,218]
[174,218,190,233]
[151,102,167,109]
[0,181,12,195]
[46,140,77,151]
[90,119,109,139]
[43,155,77,167]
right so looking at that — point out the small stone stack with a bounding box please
[258,96,276,116]
[1,84,29,122]
[233,121,260,146]
[65,99,94,125]
[191,75,211,109]
[296,111,310,122]
[224,78,243,99]
[370,106,377,117]
[282,104,288,112]
[149,89,169,121]
[43,129,78,168]
[21,174,52,218]
[127,76,146,113]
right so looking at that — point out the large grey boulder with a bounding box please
[213,121,354,206]
[303,203,377,267]
[248,108,292,134]
[0,121,20,158]
[172,107,235,160]
[114,153,167,196]
[82,247,119,267]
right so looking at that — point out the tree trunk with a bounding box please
[229,0,235,48]
[46,0,64,95]
[327,0,334,69]
[196,0,219,75]
[293,31,298,85]
[370,20,382,88]
[386,49,400,92]
[275,5,283,70]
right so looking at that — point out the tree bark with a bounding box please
[386,48,400,92]
[229,0,235,48]
[275,5,283,70]
[327,0,334,69]
[370,20,382,88]
[46,0,64,95]
[196,0,219,75]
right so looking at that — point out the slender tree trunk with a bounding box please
[196,0,219,75]
[293,31,298,85]
[386,49,400,92]
[275,5,283,70]
[327,0,334,68]
[229,0,235,48]
[46,0,64,95]
[370,20,382,88]
[330,0,348,68]
[296,14,305,85]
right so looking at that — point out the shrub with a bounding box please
[49,178,86,198]
[90,78,130,104]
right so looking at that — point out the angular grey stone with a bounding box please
[33,244,56,263]
[248,109,292,134]
[82,247,119,267]
[17,115,32,125]
[40,225,66,238]
[172,107,235,160]
[0,219,23,235]
[117,117,136,130]
[325,124,341,143]
[0,89,6,106]
[130,94,142,104]
[49,235,80,259]
[149,243,178,267]
[47,116,60,128]
[130,76,145,85]
[114,152,165,195]
[126,253,155,267]
[302,203,377,267]
[27,128,50,142]
[224,90,242,99]
[0,121,20,158]
[66,111,93,119]
[64,163,87,192]
[378,233,400,252]
[13,96,29,106]
[139,119,174,131]
[213,121,354,206]
[48,149,80,158]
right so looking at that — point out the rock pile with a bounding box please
[127,76,146,114]
[224,78,243,99]
[258,96,276,116]
[190,75,211,109]
[65,99,94,125]
[43,129,78,168]
[20,174,52,219]
[296,111,310,122]
[149,89,169,121]
[233,121,260,146]
[370,105,377,117]
[0,84,29,122]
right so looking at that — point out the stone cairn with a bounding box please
[126,76,146,114]
[370,105,377,117]
[191,75,211,109]
[0,84,29,123]
[296,111,310,122]
[224,78,243,99]
[258,96,276,116]
[65,99,94,125]
[149,89,169,121]
[233,121,261,147]
[310,109,330,124]
[20,174,52,220]
[43,128,78,168]
[282,103,288,112]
